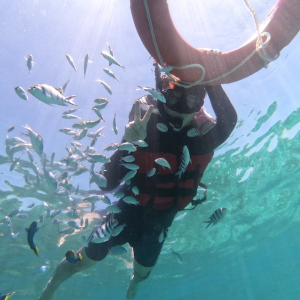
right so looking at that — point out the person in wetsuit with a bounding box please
[38,73,237,300]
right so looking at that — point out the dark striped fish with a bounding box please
[204,208,227,229]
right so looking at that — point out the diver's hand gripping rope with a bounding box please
[143,0,279,87]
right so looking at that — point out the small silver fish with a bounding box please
[204,208,227,228]
[59,128,78,135]
[23,124,44,156]
[88,154,110,163]
[84,53,89,79]
[101,51,125,69]
[147,168,156,177]
[51,209,63,219]
[94,98,109,105]
[89,171,107,188]
[106,205,122,214]
[171,249,183,264]
[32,265,50,275]
[73,128,88,140]
[113,113,118,135]
[155,158,172,171]
[72,119,102,129]
[95,79,112,95]
[66,54,77,72]
[120,170,137,182]
[10,155,22,171]
[103,68,119,81]
[114,191,125,198]
[43,168,58,190]
[87,126,106,138]
[28,84,76,106]
[15,86,28,100]
[67,220,81,230]
[62,114,81,120]
[117,142,136,152]
[103,143,119,152]
[7,126,15,132]
[123,196,139,206]
[121,163,139,170]
[137,86,166,103]
[132,140,148,147]
[63,108,80,115]
[132,186,139,195]
[58,227,75,235]
[27,55,33,72]
[121,155,135,163]
[92,107,105,121]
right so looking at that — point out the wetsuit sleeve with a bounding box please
[204,85,238,149]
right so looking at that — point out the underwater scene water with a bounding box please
[1,0,300,299]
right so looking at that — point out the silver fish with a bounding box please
[95,79,112,95]
[58,227,75,235]
[59,128,78,135]
[88,154,110,163]
[7,126,15,132]
[131,140,148,147]
[114,191,125,198]
[121,155,135,163]
[44,201,51,218]
[23,124,44,156]
[171,249,183,264]
[27,54,33,72]
[155,158,172,171]
[73,128,88,140]
[66,207,80,219]
[93,103,109,111]
[28,84,76,106]
[123,196,139,206]
[87,126,106,138]
[50,152,55,165]
[103,68,119,81]
[63,108,80,115]
[176,145,191,179]
[147,168,156,177]
[137,86,166,103]
[66,54,77,72]
[103,143,119,152]
[117,142,136,152]
[101,51,125,69]
[120,170,137,182]
[121,163,139,170]
[106,205,122,214]
[43,168,58,190]
[204,208,227,228]
[72,119,102,129]
[81,234,89,247]
[16,213,29,218]
[33,265,50,275]
[92,107,105,121]
[5,137,27,146]
[109,246,127,256]
[10,155,22,171]
[9,143,32,161]
[27,149,34,163]
[90,171,107,188]
[67,220,81,229]
[94,98,109,105]
[51,209,63,219]
[113,113,118,135]
[84,53,89,79]
[62,114,81,120]
[73,165,88,176]
[14,86,28,100]
[132,186,139,195]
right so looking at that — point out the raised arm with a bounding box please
[204,85,238,150]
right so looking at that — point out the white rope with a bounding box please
[142,0,279,86]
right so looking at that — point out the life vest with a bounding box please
[128,150,213,210]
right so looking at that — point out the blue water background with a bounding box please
[1,0,300,299]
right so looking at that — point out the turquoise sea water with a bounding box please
[1,0,300,299]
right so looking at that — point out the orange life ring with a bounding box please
[130,0,300,85]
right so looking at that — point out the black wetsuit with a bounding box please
[85,85,237,267]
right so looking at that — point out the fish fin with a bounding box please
[203,221,211,229]
[34,247,39,256]
[65,98,77,106]
[109,62,112,66]
[78,253,83,261]
[35,227,40,232]
[25,228,29,232]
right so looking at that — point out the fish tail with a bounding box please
[203,221,212,229]
[34,247,39,256]
[65,97,77,106]
[78,253,83,261]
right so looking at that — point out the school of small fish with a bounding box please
[1,44,228,296]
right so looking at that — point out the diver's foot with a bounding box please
[126,279,139,299]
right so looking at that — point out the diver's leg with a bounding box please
[126,259,154,299]
[39,243,109,300]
